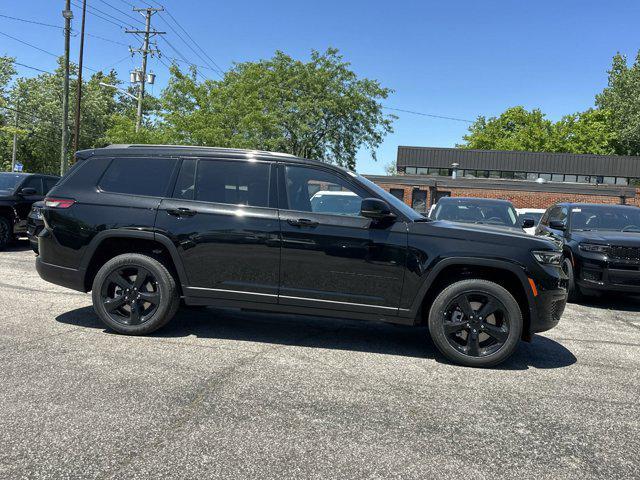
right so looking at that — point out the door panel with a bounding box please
[277,164,407,314]
[156,158,280,303]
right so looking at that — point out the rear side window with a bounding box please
[172,159,271,207]
[43,177,58,194]
[21,177,44,195]
[100,157,176,197]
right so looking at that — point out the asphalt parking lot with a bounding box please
[1,242,639,479]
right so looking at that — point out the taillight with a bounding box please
[44,198,76,209]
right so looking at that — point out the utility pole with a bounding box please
[11,108,18,172]
[72,0,86,154]
[126,7,164,132]
[61,1,73,175]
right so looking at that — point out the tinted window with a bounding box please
[173,159,196,200]
[100,157,176,197]
[21,176,44,195]
[284,165,364,216]
[0,173,24,192]
[196,160,270,207]
[43,177,59,193]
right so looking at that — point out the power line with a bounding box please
[70,0,126,28]
[86,32,128,47]
[0,13,63,30]
[0,31,58,58]
[14,61,54,74]
[95,0,145,26]
[382,106,474,123]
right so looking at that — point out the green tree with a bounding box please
[0,56,17,171]
[120,48,394,169]
[458,106,554,151]
[8,59,120,174]
[549,109,617,155]
[596,52,640,155]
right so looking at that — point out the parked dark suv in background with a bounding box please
[537,202,640,301]
[0,172,60,249]
[36,145,567,367]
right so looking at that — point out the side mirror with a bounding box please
[522,218,535,229]
[549,219,566,230]
[20,187,38,196]
[360,198,396,220]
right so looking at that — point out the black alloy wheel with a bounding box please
[428,279,522,367]
[101,266,160,326]
[92,253,180,335]
[442,292,510,357]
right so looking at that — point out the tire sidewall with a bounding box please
[563,257,581,302]
[428,279,523,368]
[92,253,178,335]
[0,216,12,250]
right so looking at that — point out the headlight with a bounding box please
[532,250,563,265]
[579,243,609,253]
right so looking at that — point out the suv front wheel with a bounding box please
[91,253,180,335]
[428,279,523,367]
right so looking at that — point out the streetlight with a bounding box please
[98,82,137,100]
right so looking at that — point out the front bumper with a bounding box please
[530,287,567,333]
[576,255,640,294]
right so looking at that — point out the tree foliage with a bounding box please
[107,48,395,170]
[595,52,640,155]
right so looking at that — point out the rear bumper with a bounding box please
[36,257,86,292]
[530,287,567,334]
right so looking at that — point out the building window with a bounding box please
[616,177,628,185]
[437,168,452,176]
[539,173,552,181]
[501,171,515,179]
[602,176,616,185]
[526,173,538,181]
[417,167,429,175]
[576,175,590,183]
[489,171,501,178]
[476,170,489,178]
[564,175,578,183]
[411,189,428,213]
[463,170,476,178]
[513,172,527,180]
[551,174,564,182]
[389,188,405,201]
[405,167,417,175]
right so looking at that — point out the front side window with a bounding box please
[0,173,24,193]
[100,157,176,197]
[548,206,568,227]
[284,165,364,216]
[43,177,59,194]
[20,176,44,195]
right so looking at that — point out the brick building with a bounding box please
[368,146,640,213]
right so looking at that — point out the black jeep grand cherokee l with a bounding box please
[537,202,640,300]
[36,145,567,367]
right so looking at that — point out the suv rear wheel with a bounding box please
[91,253,179,335]
[0,216,13,250]
[428,279,523,368]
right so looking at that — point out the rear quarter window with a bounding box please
[99,157,177,197]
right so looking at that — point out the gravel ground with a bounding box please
[0,242,638,479]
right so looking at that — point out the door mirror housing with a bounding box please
[20,187,38,196]
[360,198,396,220]
[521,218,535,229]
[549,219,566,230]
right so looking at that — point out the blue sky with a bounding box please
[2,0,640,174]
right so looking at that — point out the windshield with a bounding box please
[570,205,640,232]
[0,173,23,193]
[433,201,518,227]
[356,175,424,221]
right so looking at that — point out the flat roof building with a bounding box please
[397,146,640,186]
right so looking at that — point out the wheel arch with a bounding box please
[80,230,188,293]
[412,257,535,339]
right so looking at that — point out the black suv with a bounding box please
[536,202,640,300]
[0,172,60,249]
[429,197,535,232]
[36,145,567,367]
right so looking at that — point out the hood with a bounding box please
[570,230,640,247]
[410,220,559,250]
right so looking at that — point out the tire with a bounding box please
[91,253,180,335]
[562,257,583,303]
[0,216,13,250]
[428,279,523,368]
